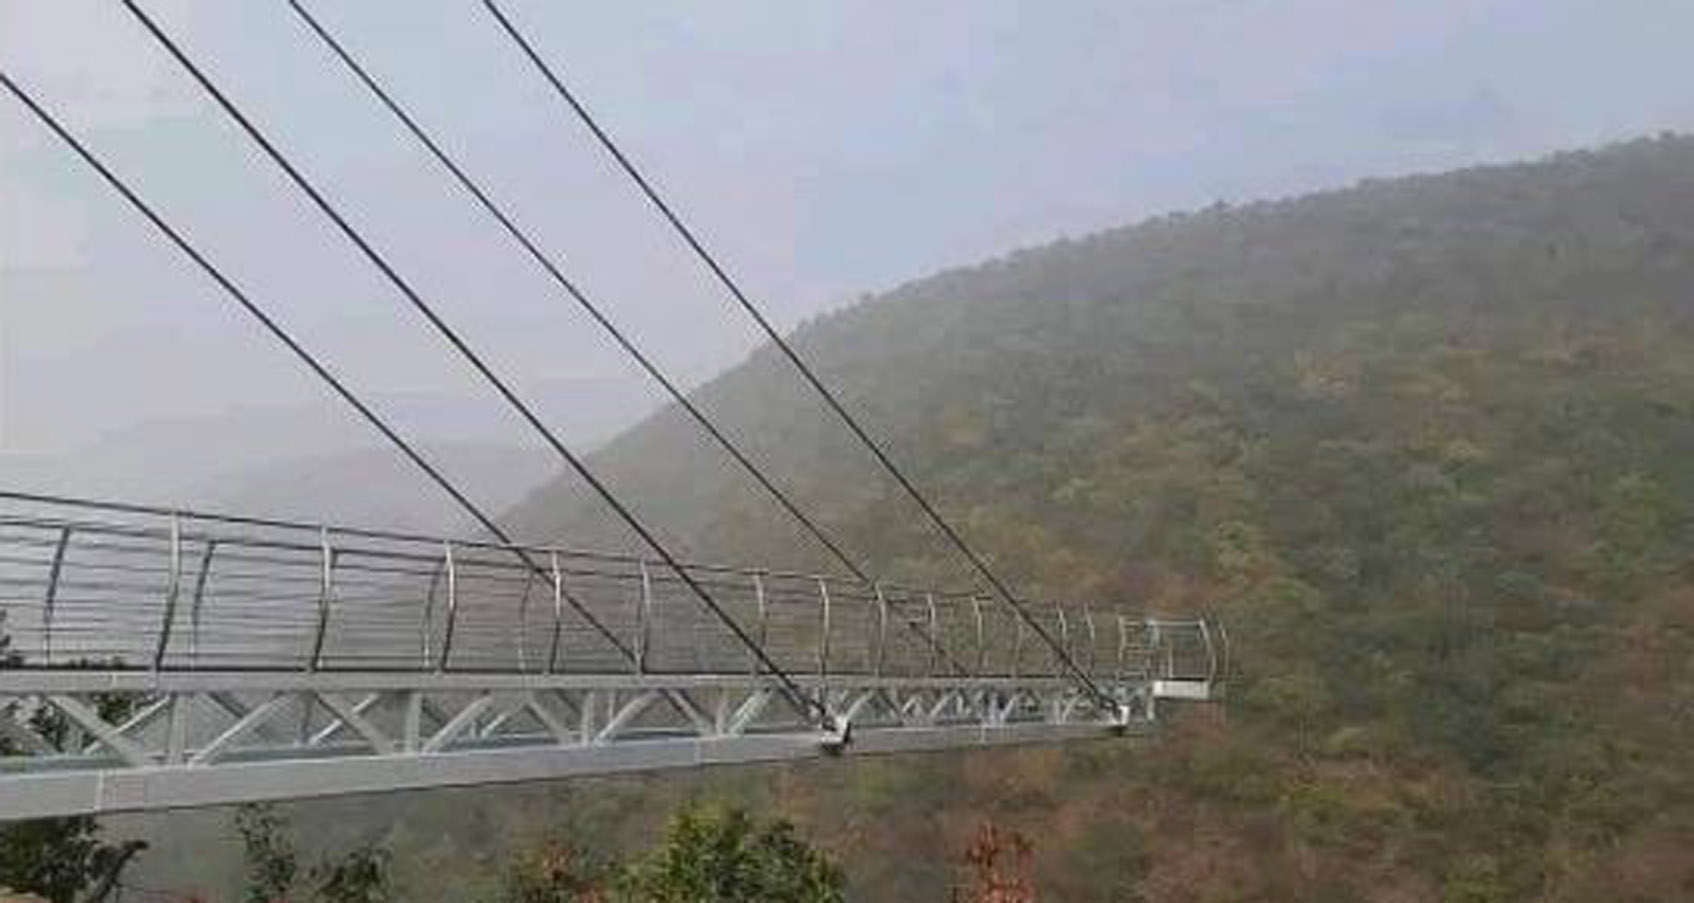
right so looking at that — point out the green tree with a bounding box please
[496,837,606,903]
[0,818,145,903]
[237,804,299,903]
[310,844,391,903]
[236,803,390,903]
[614,803,844,903]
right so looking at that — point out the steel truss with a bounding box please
[0,671,1154,817]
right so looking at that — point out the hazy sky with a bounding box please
[4,0,1692,501]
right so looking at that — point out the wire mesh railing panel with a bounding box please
[1075,608,1117,681]
[552,563,640,675]
[877,589,930,677]
[929,596,982,677]
[14,521,178,667]
[822,585,876,677]
[976,602,1023,677]
[438,556,528,672]
[1150,618,1217,682]
[639,569,719,674]
[316,545,440,671]
[755,573,826,677]
[0,493,1199,684]
[179,537,321,670]
[0,521,68,664]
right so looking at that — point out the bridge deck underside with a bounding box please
[0,671,1154,817]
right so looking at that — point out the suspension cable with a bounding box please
[118,0,824,724]
[281,0,965,676]
[0,67,635,663]
[479,0,1112,710]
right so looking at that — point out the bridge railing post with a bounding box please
[871,583,888,678]
[545,551,564,675]
[1083,606,1098,680]
[1160,621,1173,679]
[1011,611,1026,680]
[925,592,939,678]
[971,595,986,678]
[749,572,769,676]
[1216,618,1232,697]
[41,525,72,665]
[189,539,217,668]
[515,567,536,673]
[815,577,832,686]
[635,561,652,674]
[1056,606,1070,679]
[1199,617,1218,684]
[420,554,445,669]
[1214,618,1231,691]
[151,513,183,671]
[307,527,335,672]
[436,540,458,673]
[1111,616,1124,687]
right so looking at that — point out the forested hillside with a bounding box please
[501,134,1694,901]
[129,135,1694,901]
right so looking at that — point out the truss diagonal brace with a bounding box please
[422,693,494,754]
[316,692,395,754]
[48,695,152,767]
[596,691,658,744]
[190,694,292,766]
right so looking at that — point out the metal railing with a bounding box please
[0,491,1220,684]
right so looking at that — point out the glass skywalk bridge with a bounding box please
[0,492,1223,817]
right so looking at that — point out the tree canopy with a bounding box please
[613,804,844,903]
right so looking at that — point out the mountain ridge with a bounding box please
[506,132,1694,589]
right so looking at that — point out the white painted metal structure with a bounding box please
[0,492,1223,818]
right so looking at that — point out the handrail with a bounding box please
[0,490,1216,681]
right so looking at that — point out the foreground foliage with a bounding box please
[236,804,391,903]
[612,803,845,903]
[0,641,145,903]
